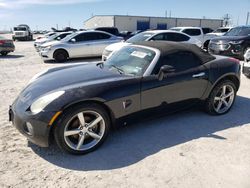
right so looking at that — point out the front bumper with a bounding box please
[243,62,250,77]
[0,46,15,53]
[39,49,54,60]
[9,104,56,147]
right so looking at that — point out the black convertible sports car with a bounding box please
[9,41,241,154]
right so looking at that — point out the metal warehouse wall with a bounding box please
[83,15,223,31]
[83,16,114,29]
[114,16,150,31]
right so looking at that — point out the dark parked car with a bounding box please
[0,36,15,56]
[208,26,250,60]
[9,41,241,154]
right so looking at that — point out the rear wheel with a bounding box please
[1,52,8,56]
[203,40,210,50]
[54,103,111,154]
[205,80,236,115]
[54,50,68,63]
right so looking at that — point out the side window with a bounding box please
[74,33,108,42]
[151,34,164,40]
[164,33,190,42]
[74,33,87,42]
[153,51,202,74]
[183,29,201,36]
[98,33,111,40]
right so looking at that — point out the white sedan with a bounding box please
[40,30,123,62]
[102,30,202,61]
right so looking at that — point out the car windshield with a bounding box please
[213,28,230,33]
[14,27,27,31]
[44,32,55,37]
[61,32,78,42]
[105,46,156,76]
[49,33,60,39]
[126,32,154,43]
[224,27,250,36]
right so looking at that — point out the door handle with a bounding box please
[192,72,205,78]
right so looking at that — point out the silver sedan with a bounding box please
[39,30,123,62]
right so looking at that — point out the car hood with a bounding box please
[211,35,247,43]
[41,40,61,47]
[35,38,49,43]
[105,42,130,51]
[18,63,128,104]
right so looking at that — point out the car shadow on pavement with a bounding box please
[43,57,101,64]
[30,95,250,171]
[0,55,24,59]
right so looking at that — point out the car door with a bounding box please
[141,51,209,110]
[90,32,116,55]
[67,32,94,57]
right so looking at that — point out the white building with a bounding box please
[83,15,223,32]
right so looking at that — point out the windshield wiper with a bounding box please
[110,65,124,74]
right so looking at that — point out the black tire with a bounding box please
[1,52,8,56]
[205,80,236,115]
[53,50,68,63]
[54,103,111,155]
[203,40,210,50]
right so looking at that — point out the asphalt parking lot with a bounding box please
[0,37,250,188]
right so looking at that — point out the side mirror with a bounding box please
[70,38,76,43]
[158,65,175,80]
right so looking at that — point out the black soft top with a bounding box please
[135,41,215,64]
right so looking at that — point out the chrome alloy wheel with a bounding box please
[213,85,235,114]
[64,110,105,151]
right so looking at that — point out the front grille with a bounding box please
[209,42,230,51]
[15,32,25,36]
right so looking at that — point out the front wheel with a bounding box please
[205,80,236,115]
[53,50,68,63]
[54,103,111,155]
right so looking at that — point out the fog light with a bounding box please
[24,122,34,136]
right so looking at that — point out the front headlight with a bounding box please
[30,91,65,114]
[229,40,243,44]
[44,45,52,50]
